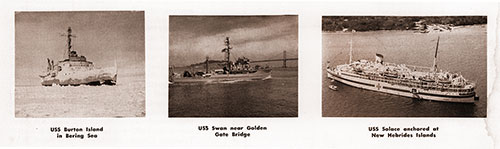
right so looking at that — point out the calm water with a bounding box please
[169,67,298,117]
[322,25,487,117]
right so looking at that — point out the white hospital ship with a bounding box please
[326,37,478,103]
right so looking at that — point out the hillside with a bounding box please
[322,16,487,32]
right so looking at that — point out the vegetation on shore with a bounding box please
[322,16,487,32]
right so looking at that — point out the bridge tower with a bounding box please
[205,56,209,73]
[283,50,287,68]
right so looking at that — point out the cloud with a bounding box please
[169,16,298,66]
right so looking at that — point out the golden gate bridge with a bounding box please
[251,50,298,68]
[175,50,298,70]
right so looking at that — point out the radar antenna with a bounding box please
[60,27,77,59]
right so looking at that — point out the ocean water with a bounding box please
[15,73,145,118]
[169,67,298,117]
[322,25,487,117]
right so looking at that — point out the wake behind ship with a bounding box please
[169,37,272,83]
[39,27,117,86]
[326,36,478,103]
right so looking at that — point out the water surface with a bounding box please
[169,67,298,117]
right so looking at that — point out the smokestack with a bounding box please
[375,53,384,64]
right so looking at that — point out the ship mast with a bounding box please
[65,27,76,59]
[432,36,440,72]
[349,37,353,64]
[222,37,232,72]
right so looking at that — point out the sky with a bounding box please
[15,11,144,85]
[169,15,298,67]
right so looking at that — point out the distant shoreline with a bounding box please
[322,16,486,32]
[322,24,486,34]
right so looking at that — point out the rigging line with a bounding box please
[287,52,298,58]
[268,53,280,60]
[230,52,239,62]
[261,52,278,61]
[272,51,284,59]
[63,43,68,59]
[372,35,388,56]
[332,51,344,60]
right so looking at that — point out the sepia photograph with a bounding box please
[169,15,298,117]
[15,11,145,117]
[322,16,487,117]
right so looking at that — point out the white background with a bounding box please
[0,1,498,148]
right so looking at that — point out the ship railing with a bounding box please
[385,62,432,72]
[352,72,476,94]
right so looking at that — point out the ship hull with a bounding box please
[327,69,475,103]
[171,70,271,83]
[41,67,117,86]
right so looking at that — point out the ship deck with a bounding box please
[337,70,475,95]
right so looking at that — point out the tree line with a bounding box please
[322,16,487,32]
